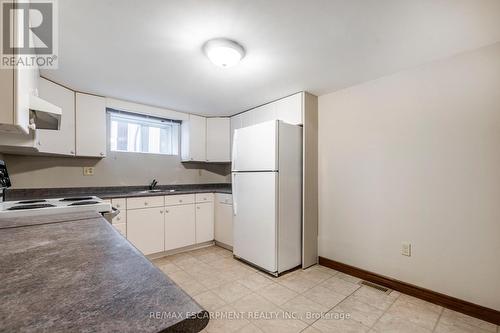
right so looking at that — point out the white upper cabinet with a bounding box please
[37,78,76,155]
[75,93,107,157]
[181,114,206,162]
[229,92,304,146]
[252,103,276,124]
[206,118,230,162]
[275,93,303,125]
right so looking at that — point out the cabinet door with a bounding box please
[206,118,230,162]
[37,78,76,155]
[164,204,195,251]
[127,208,164,255]
[275,93,303,125]
[196,202,214,243]
[251,103,276,124]
[181,114,206,161]
[75,93,107,157]
[215,201,233,247]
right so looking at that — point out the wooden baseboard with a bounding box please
[319,256,500,325]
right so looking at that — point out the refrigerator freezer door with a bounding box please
[232,120,278,172]
[233,171,278,273]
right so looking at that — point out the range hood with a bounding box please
[28,95,62,130]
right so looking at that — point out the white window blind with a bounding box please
[108,109,180,155]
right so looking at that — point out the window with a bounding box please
[108,109,180,155]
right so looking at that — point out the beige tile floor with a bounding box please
[152,245,499,333]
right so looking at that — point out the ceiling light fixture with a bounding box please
[203,38,245,68]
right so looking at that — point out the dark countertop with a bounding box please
[0,211,208,333]
[4,183,232,201]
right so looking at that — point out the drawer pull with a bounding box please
[117,217,121,221]
[179,199,183,203]
[144,202,148,206]
[160,210,163,214]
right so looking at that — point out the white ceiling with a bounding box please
[42,0,500,116]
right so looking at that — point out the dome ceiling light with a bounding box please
[203,38,245,68]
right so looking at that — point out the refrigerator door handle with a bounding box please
[232,173,237,216]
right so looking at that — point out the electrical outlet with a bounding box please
[83,167,95,176]
[401,242,412,257]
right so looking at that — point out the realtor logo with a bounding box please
[1,0,58,68]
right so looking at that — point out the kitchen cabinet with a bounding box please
[164,204,196,251]
[181,114,206,162]
[215,194,233,247]
[195,202,214,243]
[127,207,165,255]
[206,118,230,162]
[252,103,275,124]
[75,93,107,157]
[229,92,304,146]
[36,78,76,155]
[275,93,303,125]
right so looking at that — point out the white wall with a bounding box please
[318,42,500,311]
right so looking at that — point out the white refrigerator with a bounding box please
[232,120,302,276]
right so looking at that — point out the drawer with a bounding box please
[195,193,214,203]
[111,198,126,210]
[113,223,127,237]
[165,194,195,206]
[112,210,127,225]
[216,193,232,205]
[127,196,164,210]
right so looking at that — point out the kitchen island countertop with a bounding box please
[0,211,208,333]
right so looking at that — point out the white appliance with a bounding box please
[232,120,302,276]
[0,196,112,218]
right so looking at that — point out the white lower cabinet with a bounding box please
[127,207,165,255]
[109,192,221,255]
[195,202,214,243]
[164,204,196,251]
[215,194,233,247]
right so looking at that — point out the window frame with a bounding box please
[106,108,181,156]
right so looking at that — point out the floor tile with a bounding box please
[238,273,274,291]
[335,272,362,284]
[278,272,319,293]
[280,295,329,324]
[157,262,182,274]
[300,326,322,333]
[237,323,264,332]
[435,309,497,333]
[333,297,384,327]
[302,284,346,308]
[312,313,370,333]
[204,305,250,333]
[385,296,442,330]
[176,279,207,296]
[194,290,227,312]
[319,276,360,296]
[350,286,400,311]
[372,312,432,333]
[301,269,332,284]
[211,281,253,304]
[252,317,308,333]
[256,283,299,306]
[304,264,338,276]
[231,293,280,319]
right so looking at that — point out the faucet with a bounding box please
[149,179,158,191]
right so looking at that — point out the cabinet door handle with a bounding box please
[197,206,200,210]
[144,202,148,206]
[166,209,169,213]
[117,217,121,221]
[100,152,104,156]
[70,150,75,155]
[179,200,183,203]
